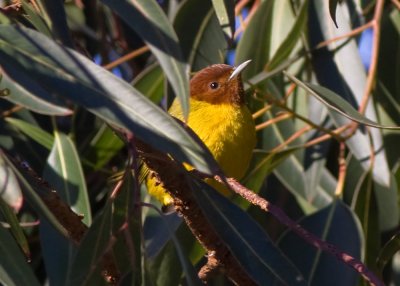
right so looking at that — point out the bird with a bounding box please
[145,60,256,207]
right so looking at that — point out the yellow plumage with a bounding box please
[145,62,256,206]
[146,98,256,205]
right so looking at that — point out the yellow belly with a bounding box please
[146,99,256,205]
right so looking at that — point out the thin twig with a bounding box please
[335,142,347,197]
[210,175,384,286]
[255,112,293,131]
[102,46,150,71]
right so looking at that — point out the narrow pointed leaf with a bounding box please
[279,201,362,286]
[0,25,217,175]
[0,70,72,116]
[5,117,54,150]
[191,180,307,285]
[211,0,235,39]
[267,0,308,71]
[2,152,68,238]
[286,73,400,130]
[44,131,91,225]
[0,224,40,286]
[101,0,189,119]
[66,203,112,286]
[235,0,274,79]
[0,152,23,211]
[351,170,380,273]
[0,197,30,258]
[329,0,339,28]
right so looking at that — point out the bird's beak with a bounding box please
[228,60,251,81]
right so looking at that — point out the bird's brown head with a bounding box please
[189,61,251,106]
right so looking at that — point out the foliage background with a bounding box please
[0,0,399,285]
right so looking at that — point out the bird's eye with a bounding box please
[209,82,219,89]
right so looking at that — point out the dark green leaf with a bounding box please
[351,169,380,274]
[211,0,235,40]
[174,0,226,70]
[5,117,54,150]
[377,232,400,275]
[279,201,362,286]
[0,197,30,258]
[0,70,72,116]
[0,25,217,175]
[20,0,52,37]
[191,180,307,285]
[0,224,40,286]
[329,0,339,28]
[235,0,274,79]
[132,63,165,103]
[244,147,300,193]
[44,131,91,225]
[101,0,190,119]
[66,203,112,286]
[81,123,124,171]
[2,152,68,237]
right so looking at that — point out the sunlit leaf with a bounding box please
[286,73,400,130]
[0,152,22,211]
[0,25,217,175]
[211,0,235,39]
[267,0,308,71]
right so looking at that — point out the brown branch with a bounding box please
[7,154,120,284]
[207,176,384,286]
[133,137,256,285]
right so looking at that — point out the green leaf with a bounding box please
[0,70,72,116]
[329,0,339,28]
[20,0,52,37]
[44,131,91,225]
[1,151,69,238]
[111,173,143,284]
[0,224,40,286]
[40,0,74,47]
[309,0,392,190]
[0,197,30,258]
[101,0,190,119]
[0,25,217,175]
[132,63,165,103]
[40,219,76,286]
[267,0,308,71]
[351,169,380,274]
[244,147,300,193]
[377,231,400,275]
[144,213,182,258]
[279,201,362,286]
[5,117,54,150]
[174,0,226,70]
[81,123,124,171]
[211,0,235,40]
[235,0,274,79]
[66,203,112,286]
[285,73,400,130]
[191,180,307,285]
[0,151,23,210]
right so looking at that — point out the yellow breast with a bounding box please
[147,98,256,205]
